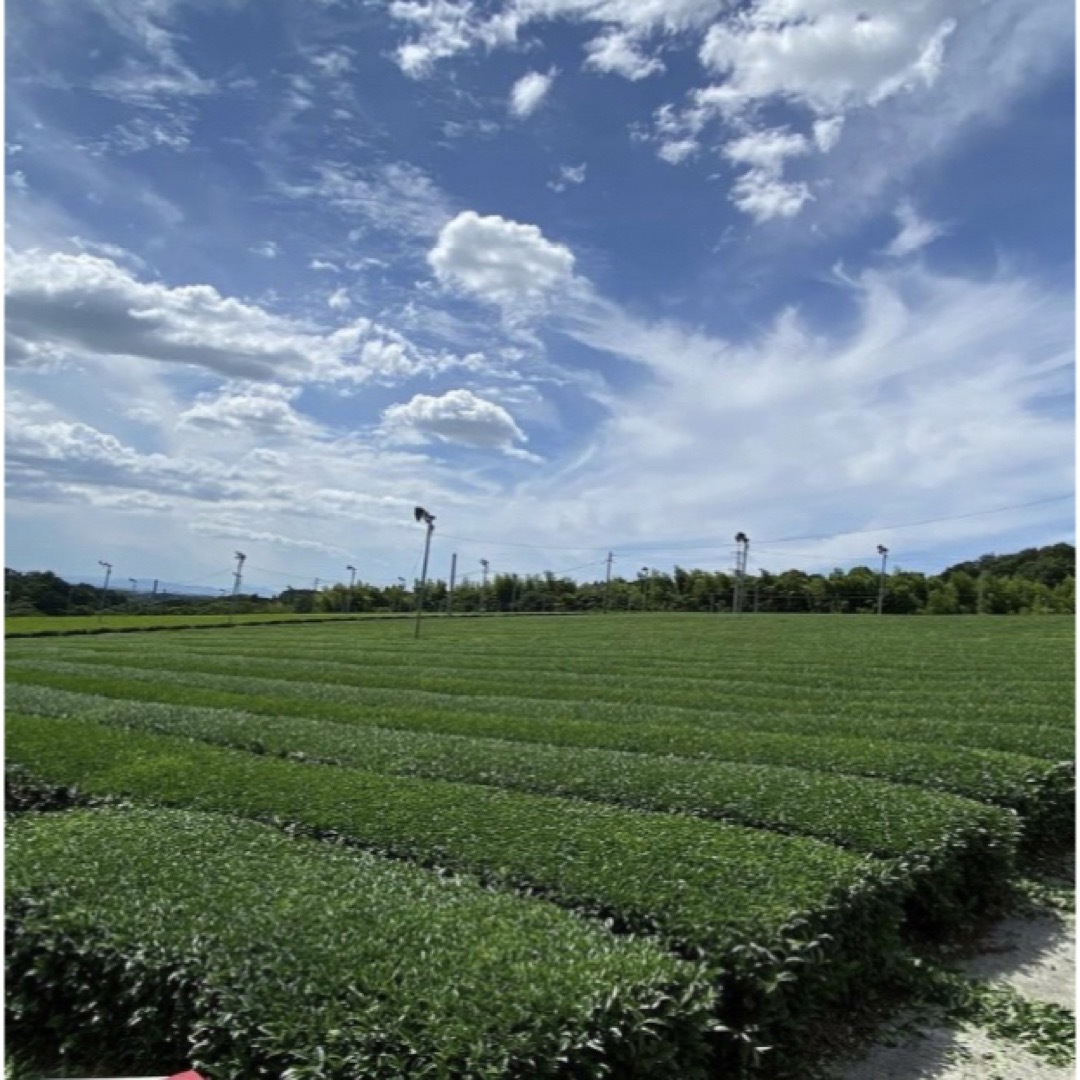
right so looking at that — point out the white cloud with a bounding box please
[722,129,812,222]
[250,240,280,259]
[583,30,664,80]
[5,249,480,386]
[657,139,700,165]
[327,287,351,310]
[699,4,958,117]
[812,116,845,152]
[547,162,587,192]
[310,258,341,272]
[389,0,727,76]
[311,48,354,78]
[381,388,537,458]
[428,211,576,312]
[281,161,453,241]
[723,129,810,172]
[510,70,555,118]
[884,200,947,258]
[94,114,193,155]
[177,384,313,437]
[550,263,1073,549]
[729,174,813,222]
[8,170,29,191]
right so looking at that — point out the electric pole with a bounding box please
[733,533,750,614]
[479,559,489,613]
[345,565,356,613]
[413,507,435,639]
[97,561,112,616]
[447,553,457,616]
[230,552,246,624]
[603,552,613,613]
[876,545,889,616]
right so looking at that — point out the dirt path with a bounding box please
[830,875,1075,1080]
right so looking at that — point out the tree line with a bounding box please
[5,543,1074,618]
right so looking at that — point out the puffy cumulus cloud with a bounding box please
[722,128,813,221]
[5,248,484,386]
[510,69,556,118]
[381,388,538,459]
[177,384,314,437]
[6,249,313,380]
[698,3,958,117]
[723,129,810,172]
[5,412,250,503]
[427,211,575,312]
[885,200,947,258]
[729,173,812,223]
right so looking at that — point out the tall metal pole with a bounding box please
[733,533,749,614]
[876,545,889,616]
[413,507,435,639]
[447,553,457,616]
[479,559,490,613]
[345,565,356,613]
[97,561,112,616]
[230,552,246,625]
[603,552,613,613]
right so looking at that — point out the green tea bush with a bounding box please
[8,714,909,1069]
[7,808,717,1079]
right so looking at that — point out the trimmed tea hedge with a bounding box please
[6,671,1070,849]
[6,684,1019,863]
[7,807,717,1079]
[8,651,1073,760]
[7,713,911,1069]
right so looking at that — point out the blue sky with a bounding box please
[5,0,1074,595]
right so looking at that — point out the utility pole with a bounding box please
[603,552,613,613]
[97,561,112,617]
[479,559,490,613]
[733,533,750,613]
[345,565,356,613]
[876,545,889,616]
[230,552,246,625]
[413,507,435,639]
[447,553,457,616]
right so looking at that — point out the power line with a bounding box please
[757,494,1073,545]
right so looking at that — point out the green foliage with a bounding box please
[7,714,914,1068]
[5,682,1016,857]
[6,543,1077,620]
[916,964,1076,1067]
[8,808,718,1079]
[5,614,1073,1077]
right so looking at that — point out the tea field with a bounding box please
[5,614,1074,1078]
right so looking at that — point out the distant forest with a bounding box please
[5,543,1074,617]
